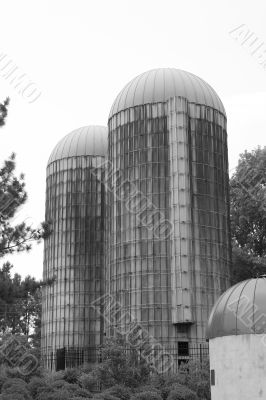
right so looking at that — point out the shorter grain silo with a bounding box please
[42,126,107,370]
[207,277,266,400]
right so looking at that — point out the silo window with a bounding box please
[211,369,215,386]
[178,341,189,356]
[56,347,65,371]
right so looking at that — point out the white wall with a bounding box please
[210,334,266,399]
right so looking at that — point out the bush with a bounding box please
[36,389,72,400]
[178,359,210,400]
[1,378,32,400]
[146,375,166,391]
[130,392,162,400]
[167,385,198,400]
[145,372,188,400]
[42,370,65,384]
[2,378,28,391]
[164,373,186,388]
[31,376,92,400]
[72,398,94,400]
[72,398,92,400]
[50,381,87,394]
[93,394,121,400]
[96,337,152,389]
[35,387,54,400]
[195,381,210,400]
[73,387,93,398]
[135,386,161,395]
[0,395,27,400]
[79,372,99,392]
[28,377,48,398]
[103,385,132,400]
[63,368,80,383]
[51,380,72,389]
[0,366,8,391]
[80,363,96,374]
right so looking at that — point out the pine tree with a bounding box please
[0,261,41,353]
[0,98,51,257]
[0,97,9,127]
[0,97,48,352]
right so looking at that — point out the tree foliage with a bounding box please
[0,97,51,258]
[230,146,266,257]
[231,247,266,284]
[230,146,266,282]
[95,336,152,389]
[0,153,51,257]
[0,98,9,127]
[0,262,41,344]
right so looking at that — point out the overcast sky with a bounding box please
[0,0,265,279]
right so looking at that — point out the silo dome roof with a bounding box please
[207,277,266,339]
[109,68,226,118]
[48,126,107,164]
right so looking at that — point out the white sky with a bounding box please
[0,0,265,279]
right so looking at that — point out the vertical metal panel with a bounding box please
[188,102,231,341]
[168,96,193,324]
[167,96,231,339]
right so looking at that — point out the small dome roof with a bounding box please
[207,277,266,339]
[48,126,107,164]
[109,68,226,118]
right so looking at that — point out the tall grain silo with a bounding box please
[106,68,231,369]
[42,126,107,370]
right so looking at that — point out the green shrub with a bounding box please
[72,398,93,400]
[79,372,99,391]
[195,381,210,400]
[178,359,210,399]
[0,366,8,391]
[164,373,186,389]
[162,383,189,400]
[146,374,166,391]
[2,378,28,391]
[72,398,94,400]
[96,337,152,389]
[0,368,6,390]
[51,379,71,389]
[145,372,188,400]
[93,394,121,400]
[73,387,93,398]
[27,377,48,398]
[0,394,27,400]
[134,386,162,397]
[1,378,32,400]
[130,392,162,400]
[32,376,92,400]
[103,384,132,400]
[42,370,65,383]
[35,387,54,400]
[80,363,96,374]
[167,385,198,400]
[63,368,80,383]
[36,389,72,400]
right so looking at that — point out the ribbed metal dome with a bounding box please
[109,68,226,118]
[48,126,107,164]
[207,277,266,339]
